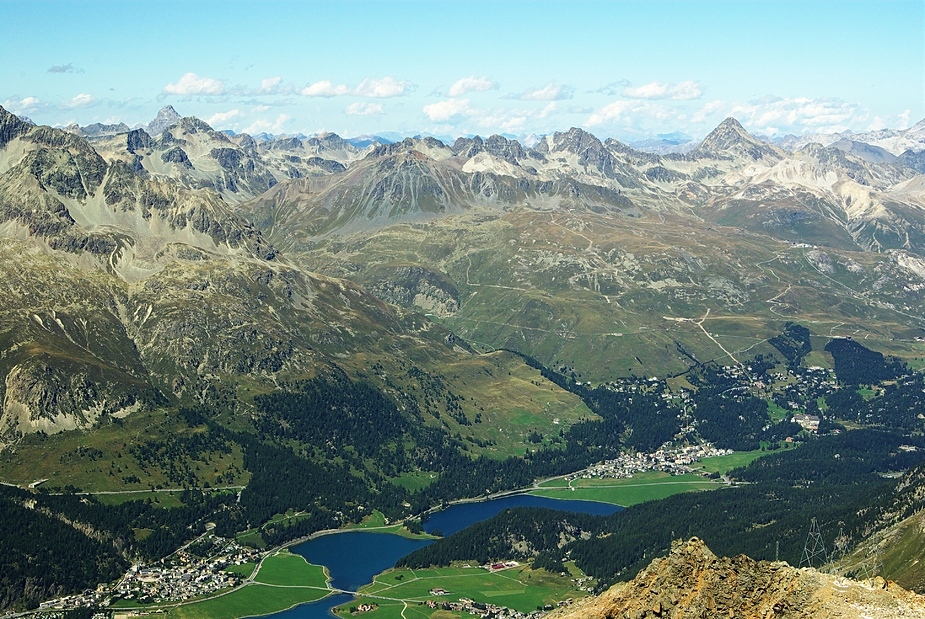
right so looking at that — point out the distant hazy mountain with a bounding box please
[776,119,925,155]
[145,104,182,136]
[630,131,695,155]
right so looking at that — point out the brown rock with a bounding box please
[547,538,925,619]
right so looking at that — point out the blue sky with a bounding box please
[1,0,922,141]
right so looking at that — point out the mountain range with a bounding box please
[1,105,924,443]
[2,102,925,615]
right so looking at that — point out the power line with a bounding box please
[799,517,828,569]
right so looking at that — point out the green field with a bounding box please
[333,564,587,619]
[766,401,790,422]
[168,552,329,619]
[693,450,768,475]
[225,562,256,578]
[531,471,724,506]
[391,471,439,492]
[235,528,267,549]
[342,511,437,539]
[167,583,329,619]
[529,451,768,506]
[253,551,328,586]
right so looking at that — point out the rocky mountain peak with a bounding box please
[693,117,784,161]
[177,116,219,136]
[541,127,605,156]
[453,134,525,164]
[66,122,131,138]
[698,117,754,149]
[308,132,351,151]
[0,105,32,148]
[146,105,182,136]
[452,135,483,157]
[550,537,925,619]
[267,136,304,151]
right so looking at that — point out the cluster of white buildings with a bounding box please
[565,443,730,482]
[37,536,263,612]
[424,596,562,619]
[37,587,110,612]
[112,541,260,604]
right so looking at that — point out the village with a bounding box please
[424,595,573,619]
[565,443,733,483]
[36,535,262,612]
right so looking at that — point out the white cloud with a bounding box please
[448,76,500,97]
[346,102,384,116]
[691,99,726,124]
[587,100,676,127]
[301,76,414,98]
[867,116,888,131]
[301,80,351,97]
[61,93,94,108]
[511,82,574,101]
[536,102,558,119]
[163,73,227,96]
[260,76,282,92]
[3,96,43,113]
[587,100,637,126]
[594,80,632,96]
[243,113,292,135]
[272,114,292,132]
[476,112,528,132]
[729,96,868,135]
[354,76,413,98]
[206,109,242,126]
[423,98,473,122]
[422,98,567,134]
[623,80,702,100]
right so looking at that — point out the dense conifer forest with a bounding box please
[3,332,925,610]
[398,429,925,587]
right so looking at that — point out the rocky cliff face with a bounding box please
[550,538,925,619]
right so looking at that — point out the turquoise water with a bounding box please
[265,494,620,618]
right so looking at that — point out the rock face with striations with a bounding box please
[690,117,784,162]
[550,538,925,619]
[145,105,182,136]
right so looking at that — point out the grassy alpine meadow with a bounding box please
[0,407,248,493]
[168,551,330,619]
[691,449,770,475]
[253,550,329,586]
[224,562,256,578]
[345,510,437,538]
[530,471,724,506]
[332,564,587,618]
[530,450,771,506]
[166,583,330,619]
[426,350,595,459]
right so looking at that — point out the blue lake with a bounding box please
[421,494,620,537]
[266,494,621,619]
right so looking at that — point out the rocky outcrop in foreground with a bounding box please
[551,538,925,619]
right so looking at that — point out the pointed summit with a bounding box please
[0,105,32,148]
[538,126,605,156]
[146,105,182,136]
[692,117,783,161]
